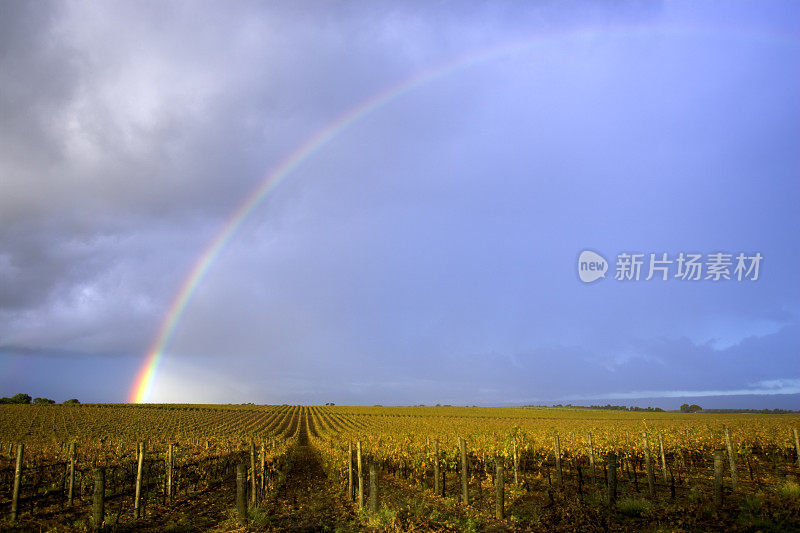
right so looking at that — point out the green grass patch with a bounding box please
[247,505,274,526]
[616,496,652,517]
[742,492,764,514]
[775,480,800,499]
[360,505,396,528]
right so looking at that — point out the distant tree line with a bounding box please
[699,408,798,414]
[0,393,80,405]
[530,403,796,414]
[589,404,666,412]
[542,403,666,412]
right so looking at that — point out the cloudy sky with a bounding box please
[1,1,798,408]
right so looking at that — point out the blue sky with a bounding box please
[1,1,798,408]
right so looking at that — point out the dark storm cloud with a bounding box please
[0,0,445,348]
[2,0,634,351]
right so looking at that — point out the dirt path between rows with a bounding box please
[106,409,359,532]
[250,408,359,532]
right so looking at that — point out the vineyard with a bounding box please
[1,404,799,531]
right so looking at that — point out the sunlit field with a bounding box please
[2,404,799,531]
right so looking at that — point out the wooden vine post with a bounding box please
[793,428,800,471]
[249,440,257,504]
[495,457,505,519]
[260,441,266,493]
[643,433,655,497]
[357,441,364,509]
[134,441,145,519]
[10,443,24,522]
[91,467,105,532]
[236,463,247,522]
[368,458,378,513]
[433,438,440,496]
[606,452,617,507]
[513,440,519,486]
[459,437,469,505]
[68,442,76,507]
[723,426,738,490]
[166,443,173,500]
[347,442,354,500]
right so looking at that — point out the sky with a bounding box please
[1,0,798,409]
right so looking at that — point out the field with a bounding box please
[1,404,799,532]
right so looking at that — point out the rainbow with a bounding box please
[128,37,523,403]
[128,25,797,403]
